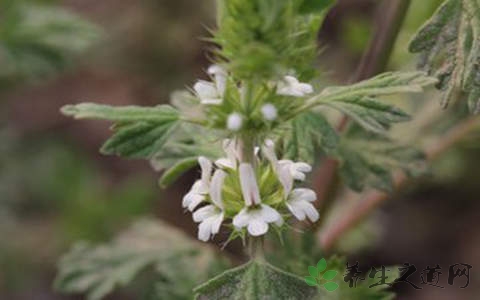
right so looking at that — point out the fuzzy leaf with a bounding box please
[194,260,318,300]
[310,72,437,133]
[337,134,426,192]
[158,157,198,188]
[61,103,180,159]
[55,219,221,300]
[283,111,338,164]
[0,3,99,83]
[409,0,480,112]
[61,103,179,122]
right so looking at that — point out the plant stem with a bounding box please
[319,116,480,251]
[313,0,412,211]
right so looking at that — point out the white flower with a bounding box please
[215,139,239,170]
[193,80,223,105]
[193,169,226,242]
[233,163,283,236]
[182,157,212,211]
[278,160,312,181]
[262,140,312,195]
[233,204,283,236]
[227,112,243,131]
[208,65,227,95]
[286,188,319,222]
[261,103,278,121]
[239,163,261,206]
[277,75,313,97]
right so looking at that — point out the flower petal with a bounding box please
[183,193,205,211]
[198,218,213,242]
[198,156,212,186]
[239,163,261,206]
[232,208,251,228]
[287,202,307,221]
[209,169,227,209]
[259,204,282,223]
[262,139,278,164]
[301,201,320,222]
[290,188,317,203]
[247,219,269,236]
[194,81,217,99]
[210,212,224,235]
[193,205,217,222]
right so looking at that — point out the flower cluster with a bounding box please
[191,65,314,133]
[183,139,319,242]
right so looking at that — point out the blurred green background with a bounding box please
[1,0,479,299]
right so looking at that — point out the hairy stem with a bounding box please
[313,0,412,211]
[319,116,480,251]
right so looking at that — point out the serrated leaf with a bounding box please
[309,72,437,133]
[323,281,339,292]
[194,260,318,300]
[158,157,198,188]
[61,103,180,159]
[100,121,178,158]
[317,258,327,273]
[337,134,426,192]
[61,103,179,122]
[322,270,338,281]
[409,0,480,112]
[55,219,222,300]
[0,3,99,83]
[308,266,319,277]
[283,111,338,164]
[304,276,318,286]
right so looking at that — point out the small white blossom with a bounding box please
[193,169,226,242]
[261,103,278,121]
[227,112,243,131]
[239,163,261,206]
[194,80,223,105]
[182,157,212,211]
[262,140,312,195]
[277,75,313,97]
[208,65,227,96]
[215,139,239,170]
[233,204,283,236]
[286,188,319,222]
[233,163,283,236]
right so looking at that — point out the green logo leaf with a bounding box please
[317,258,327,273]
[304,276,318,287]
[323,281,339,292]
[322,270,338,281]
[308,266,318,277]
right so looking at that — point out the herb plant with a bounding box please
[54,0,480,299]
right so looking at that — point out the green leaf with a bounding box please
[322,270,338,281]
[61,103,179,122]
[194,260,318,300]
[308,266,319,277]
[299,0,336,14]
[323,281,339,292]
[304,276,318,286]
[317,258,327,273]
[309,72,437,133]
[55,219,223,300]
[158,157,198,188]
[0,3,99,84]
[337,134,426,192]
[409,0,480,112]
[61,103,181,159]
[283,111,338,164]
[100,121,178,158]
